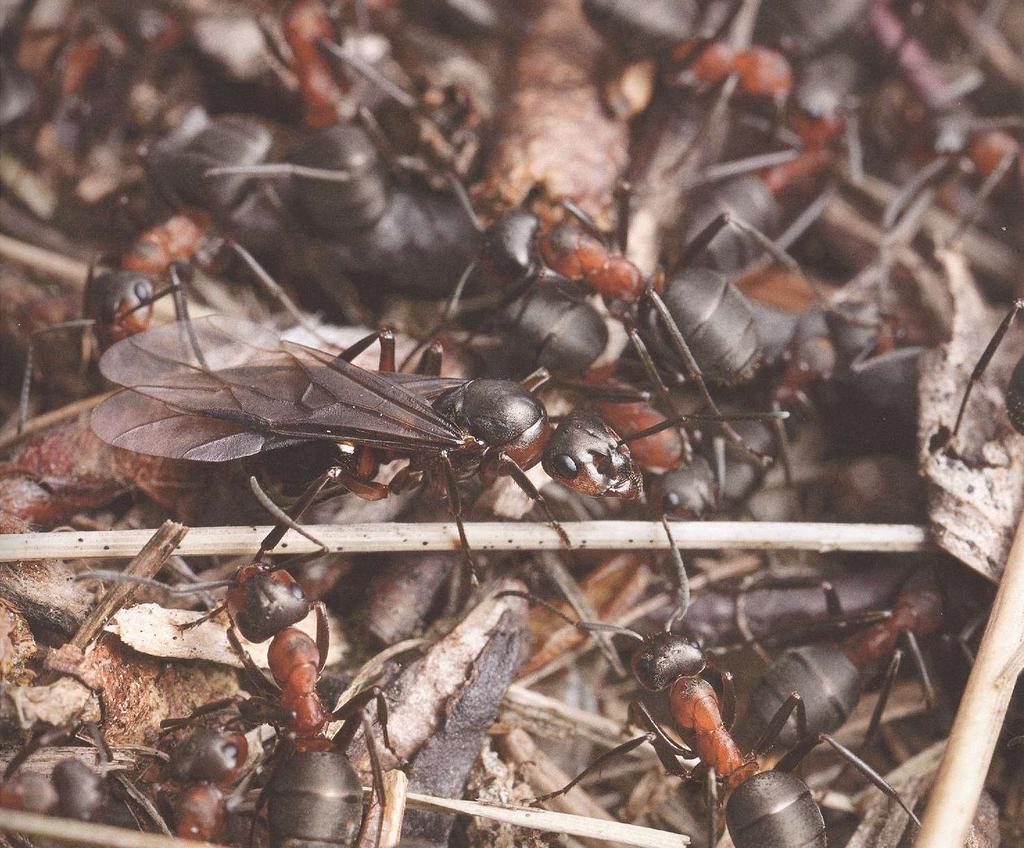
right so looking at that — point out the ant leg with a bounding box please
[176,603,227,634]
[17,319,96,433]
[949,150,1019,244]
[377,328,396,373]
[331,685,402,765]
[615,179,631,254]
[818,734,921,826]
[438,451,478,583]
[882,155,955,231]
[163,262,209,371]
[227,627,280,696]
[529,734,660,804]
[625,327,694,464]
[356,713,388,848]
[520,367,551,393]
[558,199,608,243]
[4,725,73,780]
[661,517,691,631]
[628,700,696,759]
[313,602,330,674]
[250,476,330,557]
[901,629,936,709]
[159,697,244,732]
[415,341,444,376]
[496,453,571,548]
[332,329,390,365]
[863,649,902,747]
[706,767,719,848]
[257,466,343,556]
[952,299,1023,438]
[751,692,807,757]
[229,242,329,346]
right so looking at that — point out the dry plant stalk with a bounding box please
[71,520,188,649]
[914,510,1024,847]
[378,769,409,848]
[0,521,934,562]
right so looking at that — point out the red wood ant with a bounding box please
[16,258,195,433]
[0,722,163,829]
[743,567,946,749]
[164,726,249,841]
[283,0,350,128]
[148,546,395,846]
[502,583,918,847]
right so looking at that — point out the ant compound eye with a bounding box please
[289,583,306,600]
[663,491,680,511]
[133,280,153,303]
[551,454,579,478]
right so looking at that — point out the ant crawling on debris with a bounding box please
[500,547,920,848]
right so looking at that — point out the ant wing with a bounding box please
[92,391,303,461]
[96,316,464,456]
[346,372,464,400]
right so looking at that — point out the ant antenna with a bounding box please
[249,476,329,556]
[617,410,789,446]
[317,37,419,110]
[204,163,355,183]
[661,517,691,632]
[495,590,647,644]
[448,176,483,233]
[74,571,235,595]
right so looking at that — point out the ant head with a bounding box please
[631,632,705,691]
[658,459,716,520]
[435,379,549,467]
[478,209,541,287]
[542,410,642,498]
[51,760,105,821]
[85,269,156,345]
[169,727,248,784]
[229,566,311,644]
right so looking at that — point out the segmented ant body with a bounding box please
[88,315,648,566]
[743,567,945,748]
[165,727,248,841]
[504,585,916,847]
[149,540,395,847]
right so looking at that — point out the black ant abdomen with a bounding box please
[725,770,826,848]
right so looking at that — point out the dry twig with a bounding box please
[914,510,1024,847]
[0,521,934,562]
[71,521,188,649]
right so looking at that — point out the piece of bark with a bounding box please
[919,251,1024,580]
[43,636,239,745]
[464,742,548,848]
[0,676,100,729]
[0,599,35,684]
[347,582,529,847]
[362,551,457,644]
[479,0,628,229]
[0,745,135,777]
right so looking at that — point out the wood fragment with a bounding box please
[0,808,224,848]
[71,521,188,650]
[919,251,1024,579]
[0,233,90,285]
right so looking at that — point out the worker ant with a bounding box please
[500,558,920,847]
[16,258,197,434]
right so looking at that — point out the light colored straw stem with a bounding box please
[0,521,933,563]
[914,511,1024,847]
